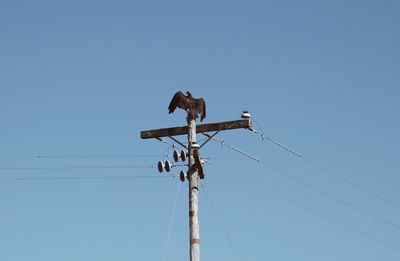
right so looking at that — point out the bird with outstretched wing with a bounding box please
[168,91,206,121]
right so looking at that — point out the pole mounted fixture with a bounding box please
[140,91,252,261]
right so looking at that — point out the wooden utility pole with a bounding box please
[140,108,252,261]
[187,117,200,261]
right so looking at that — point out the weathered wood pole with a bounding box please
[188,117,200,261]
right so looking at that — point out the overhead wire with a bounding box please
[304,157,400,212]
[209,137,400,240]
[162,179,182,261]
[200,183,243,261]
[203,133,260,163]
[252,119,302,158]
[0,165,155,171]
[0,154,168,159]
[0,175,173,181]
[0,164,161,180]
[203,120,400,230]
[35,154,167,159]
[268,187,400,253]
[259,160,400,232]
[251,119,400,213]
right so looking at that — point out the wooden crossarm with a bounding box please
[140,118,251,139]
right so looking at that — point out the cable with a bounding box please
[210,138,400,232]
[0,165,155,171]
[202,134,260,163]
[162,180,182,261]
[269,188,400,253]
[252,119,302,158]
[209,138,400,253]
[251,119,400,213]
[36,154,166,159]
[263,135,302,158]
[200,183,243,261]
[304,157,400,212]
[259,161,400,232]
[0,175,173,181]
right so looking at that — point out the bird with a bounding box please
[168,91,206,121]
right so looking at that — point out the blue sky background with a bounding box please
[1,0,399,260]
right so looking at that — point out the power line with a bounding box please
[36,154,166,159]
[162,180,182,261]
[251,120,400,213]
[304,157,400,212]
[0,154,167,159]
[252,119,302,158]
[211,138,400,233]
[269,188,400,253]
[209,137,400,253]
[203,134,260,163]
[0,165,155,171]
[0,175,173,181]
[260,160,400,232]
[200,183,243,261]
[32,153,220,161]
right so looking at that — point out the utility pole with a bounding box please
[187,117,200,261]
[140,106,252,261]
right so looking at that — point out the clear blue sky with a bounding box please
[1,0,399,260]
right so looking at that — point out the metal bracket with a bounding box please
[168,136,187,149]
[199,130,221,149]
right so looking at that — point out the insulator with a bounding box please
[180,150,187,162]
[157,161,164,173]
[173,150,180,162]
[164,160,171,172]
[241,111,251,119]
[179,170,187,182]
